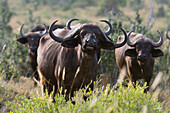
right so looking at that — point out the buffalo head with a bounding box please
[17,24,48,52]
[125,31,164,65]
[49,19,128,53]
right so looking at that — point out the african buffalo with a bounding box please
[115,31,164,92]
[166,29,170,39]
[17,24,48,86]
[37,19,128,101]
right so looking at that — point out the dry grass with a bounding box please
[8,0,169,33]
[0,76,41,112]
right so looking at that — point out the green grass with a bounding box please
[6,83,166,113]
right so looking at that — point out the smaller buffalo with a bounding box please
[17,24,64,86]
[17,24,48,86]
[115,31,164,92]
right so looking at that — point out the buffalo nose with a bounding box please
[86,38,96,45]
[30,46,38,51]
[138,54,147,60]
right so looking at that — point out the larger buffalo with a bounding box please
[37,19,128,101]
[115,31,164,92]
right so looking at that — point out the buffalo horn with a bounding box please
[66,18,79,30]
[114,28,132,48]
[20,24,27,37]
[40,24,48,37]
[151,30,164,47]
[100,20,113,35]
[126,30,136,47]
[49,20,74,42]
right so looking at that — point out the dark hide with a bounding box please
[37,24,121,101]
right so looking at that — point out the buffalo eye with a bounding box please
[80,31,87,38]
[136,45,139,52]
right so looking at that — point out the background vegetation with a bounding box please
[0,0,169,112]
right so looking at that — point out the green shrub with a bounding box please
[0,34,31,81]
[7,83,165,113]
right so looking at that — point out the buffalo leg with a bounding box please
[52,85,57,103]
[33,71,39,86]
[38,68,46,96]
[144,79,151,93]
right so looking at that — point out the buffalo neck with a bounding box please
[29,50,37,59]
[78,49,98,77]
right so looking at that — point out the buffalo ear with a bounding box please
[101,41,115,50]
[16,37,27,44]
[152,49,164,57]
[61,36,80,48]
[125,49,136,57]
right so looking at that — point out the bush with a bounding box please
[7,83,165,113]
[0,34,31,81]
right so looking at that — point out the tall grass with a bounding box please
[6,83,166,113]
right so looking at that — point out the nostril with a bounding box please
[89,39,96,44]
[86,39,89,43]
[138,54,147,60]
[143,54,146,59]
[138,54,141,58]
[93,39,97,44]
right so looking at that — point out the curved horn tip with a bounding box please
[128,30,134,35]
[119,27,126,32]
[40,23,48,37]
[43,23,47,28]
[119,27,127,36]
[49,20,58,30]
[157,30,161,34]
[51,20,58,25]
[21,24,24,27]
[151,30,164,47]
[66,18,79,30]
[114,27,128,48]
[72,18,79,21]
[100,20,106,22]
[156,30,164,39]
[49,20,65,42]
[126,29,136,47]
[20,24,24,30]
[100,20,110,22]
[43,23,48,30]
[20,24,26,37]
[100,20,113,35]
